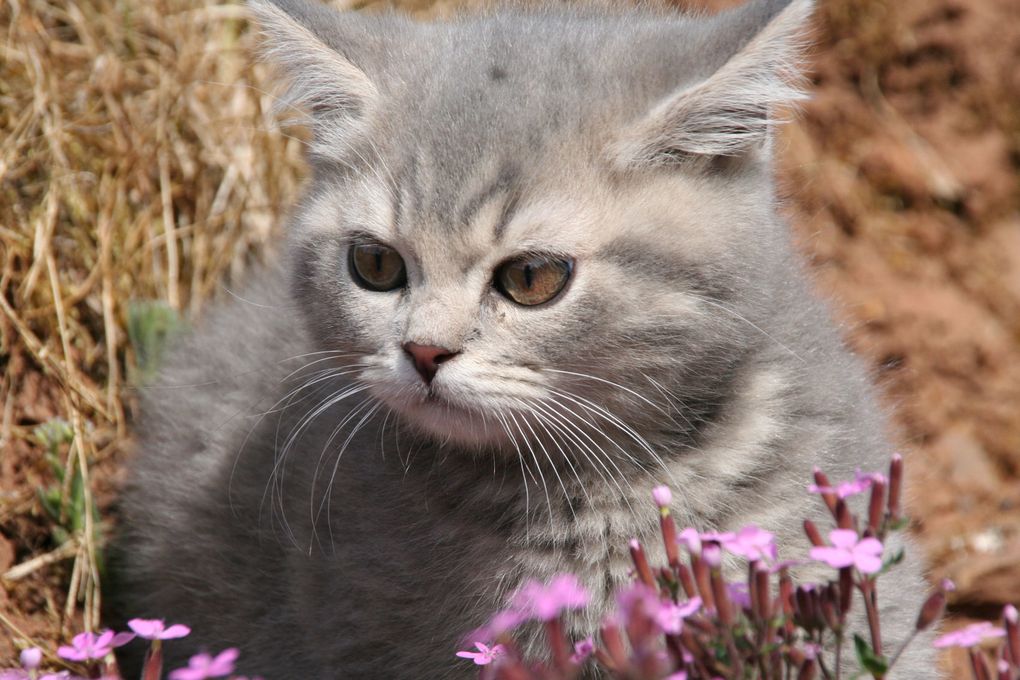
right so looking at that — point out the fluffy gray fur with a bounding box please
[111,0,939,677]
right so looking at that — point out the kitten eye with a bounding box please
[349,243,407,292]
[495,255,573,306]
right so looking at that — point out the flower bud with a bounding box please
[835,500,853,530]
[661,514,679,566]
[629,539,656,588]
[754,564,772,622]
[1004,603,1020,664]
[690,555,715,611]
[803,520,824,547]
[915,591,945,632]
[888,454,903,521]
[813,468,838,515]
[838,568,853,617]
[675,562,697,599]
[820,585,840,630]
[599,618,628,669]
[970,648,992,680]
[20,648,42,670]
[794,586,822,631]
[868,479,886,533]
[797,658,818,680]
[711,569,733,626]
[652,485,672,509]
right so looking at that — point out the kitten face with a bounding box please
[290,151,771,451]
[257,0,811,455]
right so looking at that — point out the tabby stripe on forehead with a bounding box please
[458,164,521,240]
[598,239,733,301]
[394,155,423,236]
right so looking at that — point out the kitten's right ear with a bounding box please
[612,0,813,169]
[247,0,379,155]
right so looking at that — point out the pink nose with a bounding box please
[402,342,459,384]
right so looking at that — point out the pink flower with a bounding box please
[933,622,1006,649]
[702,543,723,567]
[717,526,777,562]
[616,583,661,622]
[57,630,134,661]
[475,608,527,640]
[808,470,885,499]
[127,618,191,640]
[665,673,688,680]
[570,637,594,664]
[456,642,506,666]
[679,526,777,562]
[677,528,702,554]
[652,485,672,508]
[168,649,239,680]
[809,529,884,574]
[19,650,41,671]
[511,574,590,622]
[727,582,751,610]
[655,597,702,634]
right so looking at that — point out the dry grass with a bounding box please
[1,0,305,654]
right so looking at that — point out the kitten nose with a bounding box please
[402,342,459,385]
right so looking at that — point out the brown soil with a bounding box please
[1,0,1018,675]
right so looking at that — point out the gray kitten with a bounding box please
[112,0,939,677]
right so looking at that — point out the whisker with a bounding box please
[548,387,677,486]
[681,292,805,363]
[522,398,593,511]
[513,400,576,522]
[322,400,385,554]
[543,368,668,414]
[536,396,636,511]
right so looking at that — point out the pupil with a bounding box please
[523,264,534,289]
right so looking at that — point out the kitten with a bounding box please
[111,0,939,677]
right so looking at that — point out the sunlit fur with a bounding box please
[112,0,939,677]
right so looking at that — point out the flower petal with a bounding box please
[161,624,192,639]
[809,546,854,569]
[56,646,85,662]
[853,552,884,574]
[128,619,162,638]
[827,529,860,549]
[856,537,884,556]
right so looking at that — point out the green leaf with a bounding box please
[33,418,73,456]
[127,300,186,382]
[38,487,62,521]
[880,548,905,574]
[854,633,889,677]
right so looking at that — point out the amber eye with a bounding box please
[349,243,407,292]
[494,255,573,306]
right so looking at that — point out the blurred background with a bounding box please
[1,0,1018,673]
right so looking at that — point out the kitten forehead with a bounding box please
[300,175,394,240]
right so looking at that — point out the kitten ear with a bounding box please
[613,0,813,168]
[247,0,380,154]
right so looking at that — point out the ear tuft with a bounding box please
[614,0,814,168]
[247,0,379,155]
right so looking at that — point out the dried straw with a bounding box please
[1,0,305,647]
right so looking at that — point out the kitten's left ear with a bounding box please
[247,0,386,157]
[613,0,813,168]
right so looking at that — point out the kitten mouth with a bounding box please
[385,386,516,447]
